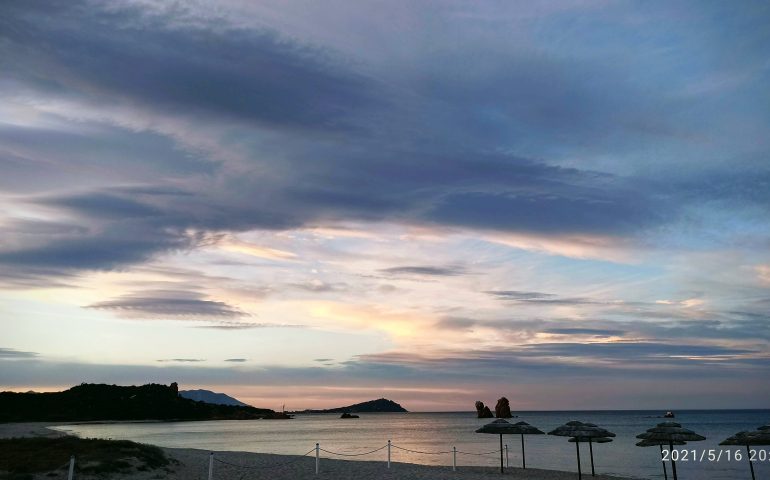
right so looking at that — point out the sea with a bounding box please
[52,410,770,479]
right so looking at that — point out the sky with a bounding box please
[1,0,769,412]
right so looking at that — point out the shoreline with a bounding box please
[0,422,640,480]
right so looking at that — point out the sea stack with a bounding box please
[495,397,512,418]
[475,400,494,418]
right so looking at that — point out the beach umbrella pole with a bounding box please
[576,440,582,480]
[659,444,668,480]
[669,441,678,480]
[499,434,504,474]
[521,433,526,469]
[589,438,595,476]
[746,445,755,480]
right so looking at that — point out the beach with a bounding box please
[0,422,636,480]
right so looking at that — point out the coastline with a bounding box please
[0,422,640,480]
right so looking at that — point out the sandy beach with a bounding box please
[0,422,639,480]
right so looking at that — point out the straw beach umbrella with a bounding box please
[720,425,770,480]
[548,421,616,480]
[569,436,613,477]
[636,439,686,480]
[476,419,540,473]
[636,422,705,480]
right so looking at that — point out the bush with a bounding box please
[0,436,173,476]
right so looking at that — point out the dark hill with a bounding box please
[179,389,249,407]
[0,383,274,422]
[296,398,407,414]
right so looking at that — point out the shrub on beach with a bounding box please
[0,436,175,477]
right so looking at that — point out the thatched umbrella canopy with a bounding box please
[720,427,770,480]
[548,421,616,479]
[636,439,686,480]
[475,419,520,474]
[637,422,705,480]
[570,437,612,443]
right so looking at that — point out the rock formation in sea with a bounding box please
[475,400,494,418]
[495,397,512,418]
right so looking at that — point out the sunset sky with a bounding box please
[1,0,769,411]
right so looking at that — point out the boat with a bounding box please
[664,411,675,418]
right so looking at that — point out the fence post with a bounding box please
[452,446,457,471]
[505,443,509,468]
[67,455,75,480]
[208,452,214,480]
[315,443,320,475]
[387,439,391,469]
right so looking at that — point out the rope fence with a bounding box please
[391,444,452,455]
[56,440,508,478]
[319,444,388,456]
[203,440,505,479]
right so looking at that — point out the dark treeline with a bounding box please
[0,383,274,422]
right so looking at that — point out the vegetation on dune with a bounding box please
[0,436,174,478]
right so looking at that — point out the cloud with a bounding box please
[0,267,80,290]
[218,237,297,261]
[0,1,376,134]
[0,223,195,270]
[224,358,247,363]
[485,290,602,305]
[194,322,305,330]
[289,281,348,293]
[2,344,769,409]
[0,0,711,289]
[485,290,556,300]
[433,317,478,331]
[757,265,770,285]
[0,348,38,359]
[380,265,467,277]
[541,328,626,337]
[426,188,664,236]
[36,192,163,220]
[86,289,247,318]
[355,341,768,377]
[156,359,206,363]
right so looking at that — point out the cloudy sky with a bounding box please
[1,0,769,411]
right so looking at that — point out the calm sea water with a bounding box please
[53,410,770,479]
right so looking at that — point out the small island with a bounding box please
[293,398,407,414]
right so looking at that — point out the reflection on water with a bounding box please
[54,410,770,480]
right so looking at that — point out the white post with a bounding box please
[315,443,320,475]
[208,452,214,480]
[67,455,75,480]
[505,443,509,468]
[452,446,457,471]
[387,439,391,469]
